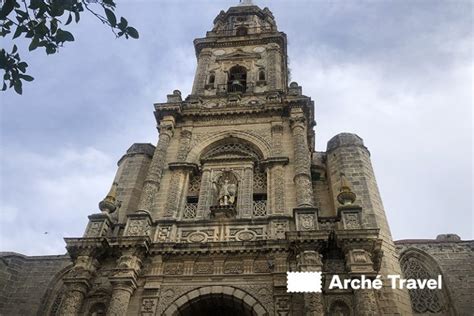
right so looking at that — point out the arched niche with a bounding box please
[186,131,270,165]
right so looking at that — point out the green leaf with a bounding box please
[29,37,40,51]
[17,62,27,72]
[0,0,15,20]
[66,13,72,25]
[20,74,34,82]
[56,29,75,43]
[11,45,17,54]
[12,25,25,39]
[104,8,116,27]
[74,11,80,23]
[1,82,7,91]
[13,79,22,94]
[117,17,128,30]
[29,0,43,10]
[126,26,139,39]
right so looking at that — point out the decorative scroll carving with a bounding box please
[176,130,192,161]
[138,124,174,212]
[254,260,273,273]
[295,208,318,231]
[125,219,150,236]
[156,225,172,242]
[163,262,184,275]
[141,297,158,316]
[194,262,214,274]
[304,293,324,315]
[223,261,244,274]
[341,210,362,229]
[272,220,288,239]
[275,296,291,316]
[164,169,186,217]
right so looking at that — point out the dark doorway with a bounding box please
[177,294,255,316]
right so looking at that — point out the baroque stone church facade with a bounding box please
[1,3,472,316]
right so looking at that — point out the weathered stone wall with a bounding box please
[114,143,155,223]
[396,236,474,316]
[0,252,71,316]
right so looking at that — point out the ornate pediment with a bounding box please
[216,49,260,61]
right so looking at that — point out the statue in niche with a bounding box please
[213,172,238,206]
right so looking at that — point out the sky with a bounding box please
[0,0,472,256]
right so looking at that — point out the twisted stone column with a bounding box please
[59,282,89,315]
[138,123,174,212]
[290,115,314,207]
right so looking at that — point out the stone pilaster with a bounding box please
[192,50,212,94]
[176,129,192,161]
[164,169,187,218]
[290,109,314,207]
[165,162,197,218]
[197,168,212,218]
[238,166,254,218]
[138,119,174,213]
[267,44,279,90]
[262,157,288,215]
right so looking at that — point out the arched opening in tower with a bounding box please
[228,65,247,93]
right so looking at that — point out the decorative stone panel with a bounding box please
[84,213,112,237]
[294,208,318,231]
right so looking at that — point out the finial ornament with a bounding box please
[99,182,119,213]
[239,0,253,6]
[337,173,357,205]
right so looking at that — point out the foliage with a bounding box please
[0,0,139,94]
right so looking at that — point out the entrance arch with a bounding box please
[162,286,268,316]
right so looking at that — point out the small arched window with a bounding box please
[228,65,247,93]
[236,26,248,36]
[208,74,215,84]
[258,69,266,81]
[89,303,106,316]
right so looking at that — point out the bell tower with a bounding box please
[191,3,287,96]
[57,3,414,316]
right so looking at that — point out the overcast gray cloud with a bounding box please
[0,0,472,255]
